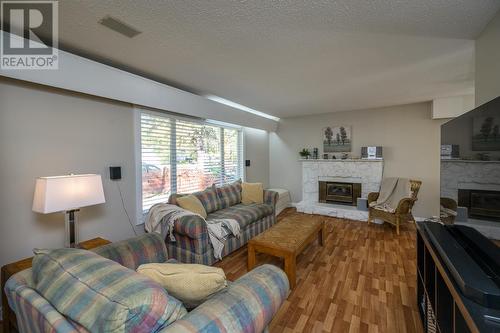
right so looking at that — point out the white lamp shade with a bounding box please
[33,174,106,213]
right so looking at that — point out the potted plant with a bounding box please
[299,148,311,159]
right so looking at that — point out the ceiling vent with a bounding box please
[99,16,142,38]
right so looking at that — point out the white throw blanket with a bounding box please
[145,203,196,240]
[369,177,411,213]
[205,219,240,260]
[145,203,240,260]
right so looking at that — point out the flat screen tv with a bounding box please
[441,96,500,225]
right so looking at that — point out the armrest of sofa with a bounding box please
[172,214,208,240]
[5,269,81,333]
[264,189,279,208]
[160,264,290,333]
[167,194,208,240]
[92,233,169,270]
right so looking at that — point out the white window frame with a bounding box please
[134,106,245,225]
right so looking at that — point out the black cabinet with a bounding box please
[417,231,474,333]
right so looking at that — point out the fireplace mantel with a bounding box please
[300,159,384,203]
[299,159,383,162]
[441,159,500,164]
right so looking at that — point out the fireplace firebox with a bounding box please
[319,181,361,206]
[458,189,500,221]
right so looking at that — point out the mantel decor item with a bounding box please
[32,174,106,247]
[323,126,352,152]
[361,146,383,159]
[299,148,311,159]
[440,144,459,159]
[313,148,319,159]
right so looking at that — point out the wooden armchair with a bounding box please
[367,179,422,235]
[440,197,457,225]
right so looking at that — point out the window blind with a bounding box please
[140,111,243,211]
[140,113,172,210]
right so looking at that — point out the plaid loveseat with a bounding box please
[167,182,279,265]
[5,233,290,333]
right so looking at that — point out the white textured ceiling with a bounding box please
[56,1,500,118]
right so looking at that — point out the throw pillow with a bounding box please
[216,179,242,208]
[137,263,227,308]
[177,194,207,218]
[242,182,264,205]
[193,185,222,214]
[32,248,187,332]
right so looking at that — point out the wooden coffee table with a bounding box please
[247,216,325,288]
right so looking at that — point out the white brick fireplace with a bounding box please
[441,160,500,239]
[441,160,500,200]
[296,159,384,220]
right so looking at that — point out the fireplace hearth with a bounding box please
[319,181,361,206]
[458,189,500,221]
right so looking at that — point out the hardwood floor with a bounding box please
[215,208,423,333]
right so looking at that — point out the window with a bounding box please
[138,109,244,213]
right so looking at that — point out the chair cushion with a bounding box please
[207,203,273,229]
[241,182,264,205]
[193,185,222,214]
[32,248,186,332]
[177,195,207,218]
[137,263,227,308]
[216,180,242,208]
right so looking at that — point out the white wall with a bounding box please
[243,128,270,187]
[0,77,142,268]
[476,10,500,106]
[270,102,445,217]
[432,95,474,119]
[0,77,270,268]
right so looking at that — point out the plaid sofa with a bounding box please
[167,183,279,265]
[5,233,289,333]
